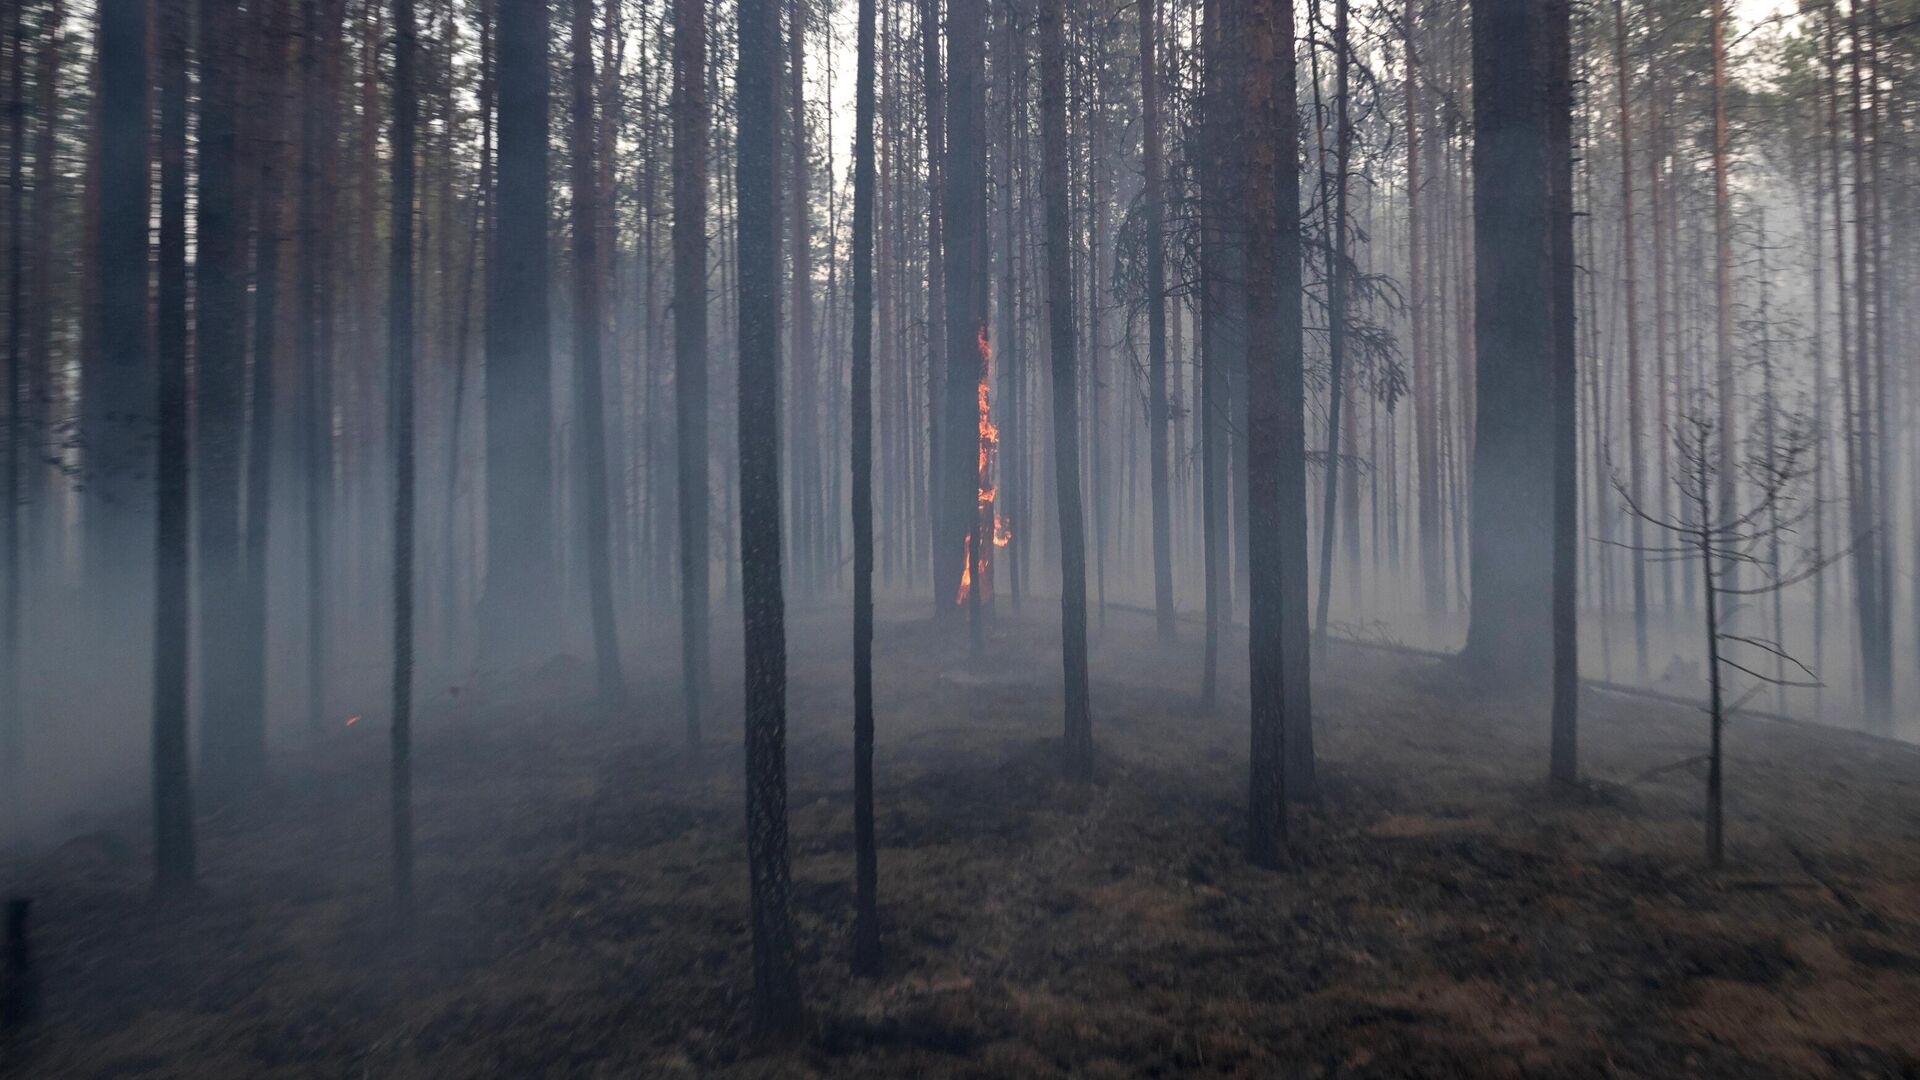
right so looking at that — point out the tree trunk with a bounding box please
[485,0,558,664]
[388,0,417,913]
[672,0,709,749]
[152,0,196,896]
[850,0,881,973]
[572,0,626,713]
[239,0,289,771]
[1709,0,1736,600]
[3,0,25,780]
[87,0,156,606]
[921,0,946,606]
[787,0,820,596]
[1139,0,1173,640]
[1239,0,1301,866]
[1462,0,1555,690]
[943,0,988,654]
[736,0,803,1036]
[195,0,257,791]
[23,0,61,581]
[1312,0,1351,644]
[1545,0,1577,785]
[1405,4,1442,617]
[1039,0,1090,781]
[1611,0,1649,680]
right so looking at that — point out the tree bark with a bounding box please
[152,0,196,896]
[238,0,289,772]
[485,0,559,664]
[388,0,418,914]
[195,0,257,791]
[1463,0,1556,690]
[672,0,710,749]
[943,0,989,654]
[1239,0,1301,866]
[1039,0,1091,781]
[1139,0,1174,640]
[736,0,803,1035]
[850,0,881,972]
[572,0,626,713]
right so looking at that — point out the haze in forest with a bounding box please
[1,0,1918,1072]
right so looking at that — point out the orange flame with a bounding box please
[958,325,1010,604]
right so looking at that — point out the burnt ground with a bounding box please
[4,600,1920,1078]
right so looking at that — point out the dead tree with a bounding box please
[1615,409,1830,868]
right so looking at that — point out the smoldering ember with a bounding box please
[1,0,1918,1075]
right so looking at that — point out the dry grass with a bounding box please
[5,600,1920,1078]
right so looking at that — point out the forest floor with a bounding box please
[4,599,1920,1078]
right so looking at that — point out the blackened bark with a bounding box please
[850,0,881,974]
[1463,0,1554,688]
[787,0,821,596]
[239,0,289,767]
[943,0,988,654]
[485,0,558,664]
[1039,0,1090,780]
[88,0,155,598]
[672,0,710,749]
[1198,0,1226,708]
[1311,0,1350,645]
[297,0,335,740]
[572,0,627,714]
[1612,0,1649,680]
[1140,0,1173,641]
[153,0,195,896]
[1239,0,1299,866]
[921,0,946,608]
[3,0,24,779]
[389,0,418,913]
[1545,0,1577,784]
[736,0,803,1036]
[195,0,256,791]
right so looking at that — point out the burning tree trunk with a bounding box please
[943,0,990,654]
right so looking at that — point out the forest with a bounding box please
[1,0,1919,1073]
